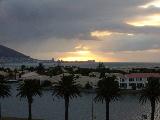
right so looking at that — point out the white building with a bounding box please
[117,73,160,90]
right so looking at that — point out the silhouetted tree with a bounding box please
[52,75,81,120]
[14,68,18,80]
[37,63,45,75]
[95,76,120,120]
[17,80,42,120]
[84,82,93,89]
[21,65,26,73]
[97,62,106,78]
[139,77,160,120]
[0,78,11,119]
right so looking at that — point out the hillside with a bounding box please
[0,45,29,58]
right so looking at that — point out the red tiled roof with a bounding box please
[126,73,160,78]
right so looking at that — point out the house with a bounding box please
[117,73,160,90]
[19,72,50,84]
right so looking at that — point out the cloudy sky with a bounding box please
[1,0,160,62]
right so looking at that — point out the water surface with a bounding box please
[0,84,151,120]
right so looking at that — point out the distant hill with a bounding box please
[0,44,29,58]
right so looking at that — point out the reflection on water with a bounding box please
[0,84,150,120]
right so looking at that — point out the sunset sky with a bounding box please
[1,0,160,62]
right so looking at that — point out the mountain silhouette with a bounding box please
[0,44,29,58]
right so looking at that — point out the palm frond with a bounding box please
[139,77,160,104]
[0,80,11,98]
[94,76,120,103]
[17,79,43,102]
[52,75,81,100]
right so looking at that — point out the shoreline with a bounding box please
[80,89,141,94]
[31,87,142,96]
[8,82,142,95]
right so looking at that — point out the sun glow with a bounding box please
[61,56,94,61]
[60,50,97,61]
[59,49,119,62]
[59,43,119,62]
[76,50,90,55]
[126,14,160,27]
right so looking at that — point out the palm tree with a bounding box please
[17,80,42,120]
[14,69,18,80]
[97,62,106,79]
[21,65,26,73]
[139,77,160,120]
[95,76,120,120]
[36,63,45,75]
[0,78,11,119]
[52,75,81,120]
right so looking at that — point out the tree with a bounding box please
[41,80,52,88]
[84,82,93,89]
[54,65,63,75]
[47,68,56,77]
[97,62,105,69]
[0,79,11,119]
[97,62,106,78]
[17,80,42,120]
[21,65,26,73]
[52,75,81,120]
[27,67,35,72]
[95,76,120,120]
[36,63,45,75]
[139,77,160,120]
[14,69,18,80]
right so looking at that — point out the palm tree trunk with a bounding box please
[151,100,155,120]
[28,101,32,120]
[91,99,94,120]
[0,102,1,120]
[105,100,109,120]
[65,97,69,120]
[14,72,17,80]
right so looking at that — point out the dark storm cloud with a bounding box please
[1,0,160,60]
[0,0,84,41]
[0,0,152,42]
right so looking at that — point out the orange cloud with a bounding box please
[139,0,160,8]
[90,30,134,39]
[126,14,160,27]
[90,30,112,39]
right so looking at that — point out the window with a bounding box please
[129,83,136,90]
[136,78,142,81]
[137,83,143,88]
[129,83,135,86]
[120,79,125,82]
[120,83,127,88]
[129,78,134,81]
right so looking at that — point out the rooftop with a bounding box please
[126,73,160,78]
